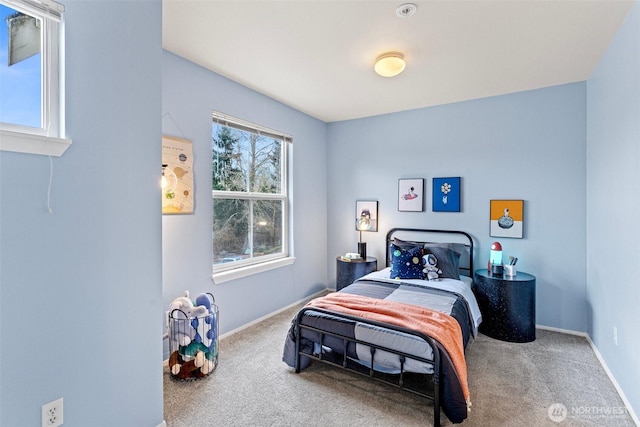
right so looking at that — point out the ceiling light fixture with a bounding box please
[374,52,406,78]
[396,3,418,18]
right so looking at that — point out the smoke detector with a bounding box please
[396,3,418,18]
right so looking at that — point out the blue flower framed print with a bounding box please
[432,177,461,212]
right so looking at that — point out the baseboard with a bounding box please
[537,324,639,426]
[584,334,640,426]
[536,324,589,337]
[218,288,329,341]
[156,421,167,427]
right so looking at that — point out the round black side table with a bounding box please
[473,268,536,343]
[336,256,377,291]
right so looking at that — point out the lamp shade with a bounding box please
[374,53,406,77]
[356,210,372,231]
[490,241,503,265]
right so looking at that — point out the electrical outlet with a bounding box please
[613,326,618,346]
[42,398,63,427]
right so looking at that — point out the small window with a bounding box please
[0,0,70,156]
[212,112,291,274]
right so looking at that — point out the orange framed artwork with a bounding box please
[490,200,524,238]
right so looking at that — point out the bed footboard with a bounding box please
[294,306,442,427]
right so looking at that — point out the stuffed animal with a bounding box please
[195,293,214,312]
[168,350,196,377]
[168,291,208,348]
[200,358,215,375]
[169,291,208,319]
[194,293,217,348]
[168,291,218,379]
[169,349,213,379]
[423,253,442,281]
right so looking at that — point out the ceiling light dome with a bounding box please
[374,52,406,78]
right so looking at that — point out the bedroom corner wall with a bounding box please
[0,1,164,426]
[327,83,588,333]
[586,0,640,419]
[161,52,328,353]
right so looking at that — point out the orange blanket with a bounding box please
[306,292,470,405]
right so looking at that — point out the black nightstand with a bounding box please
[473,268,536,343]
[336,256,377,291]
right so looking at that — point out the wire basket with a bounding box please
[168,293,218,380]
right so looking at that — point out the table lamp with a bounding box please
[490,241,503,276]
[356,210,371,259]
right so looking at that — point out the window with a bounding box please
[0,0,70,156]
[212,112,292,277]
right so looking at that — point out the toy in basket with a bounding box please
[168,291,219,380]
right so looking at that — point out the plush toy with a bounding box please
[176,359,200,379]
[168,291,209,347]
[168,291,218,379]
[180,341,208,359]
[169,351,182,376]
[423,253,442,281]
[169,350,211,379]
[168,350,198,378]
[200,358,215,375]
[169,291,208,319]
[194,293,217,348]
[195,293,214,312]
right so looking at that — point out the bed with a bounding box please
[282,228,482,426]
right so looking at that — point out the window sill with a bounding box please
[0,129,72,157]
[212,256,295,284]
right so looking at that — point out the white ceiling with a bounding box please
[162,0,635,123]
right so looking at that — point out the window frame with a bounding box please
[0,0,71,156]
[211,112,293,282]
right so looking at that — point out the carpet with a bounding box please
[164,300,635,426]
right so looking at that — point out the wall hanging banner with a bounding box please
[162,135,194,214]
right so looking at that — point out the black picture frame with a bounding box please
[398,178,424,212]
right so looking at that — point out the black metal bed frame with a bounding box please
[385,228,474,277]
[293,228,474,427]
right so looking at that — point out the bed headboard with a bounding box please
[385,228,474,278]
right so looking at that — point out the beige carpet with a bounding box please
[164,301,636,426]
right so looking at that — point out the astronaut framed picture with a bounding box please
[398,178,424,212]
[490,199,524,238]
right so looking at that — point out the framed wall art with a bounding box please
[432,177,461,212]
[490,199,524,238]
[355,200,378,232]
[398,178,424,212]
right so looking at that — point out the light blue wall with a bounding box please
[327,83,588,332]
[0,1,164,426]
[0,0,635,423]
[587,1,640,417]
[161,52,328,347]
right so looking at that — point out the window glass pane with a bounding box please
[212,123,282,194]
[212,114,289,272]
[252,199,283,256]
[213,198,249,265]
[212,199,284,265]
[0,4,42,128]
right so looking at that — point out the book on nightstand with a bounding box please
[341,253,362,262]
